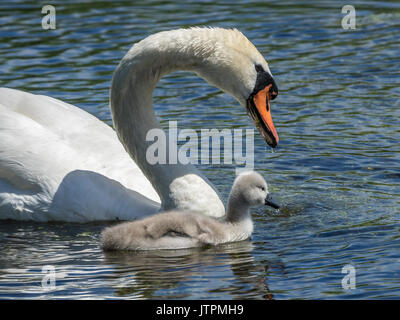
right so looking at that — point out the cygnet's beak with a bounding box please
[265,194,280,209]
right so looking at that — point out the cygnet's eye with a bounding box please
[258,186,265,191]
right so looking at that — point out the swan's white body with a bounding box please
[0,88,161,221]
[0,27,276,222]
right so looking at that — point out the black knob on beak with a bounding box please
[269,80,278,100]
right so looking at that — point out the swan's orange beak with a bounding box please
[251,84,279,147]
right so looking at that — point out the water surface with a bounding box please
[0,0,399,299]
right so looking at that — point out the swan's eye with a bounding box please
[258,186,265,191]
[255,64,264,73]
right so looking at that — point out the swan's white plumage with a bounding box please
[0,88,160,221]
[0,27,272,222]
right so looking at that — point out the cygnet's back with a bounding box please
[101,171,279,251]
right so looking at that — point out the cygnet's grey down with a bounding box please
[101,171,279,250]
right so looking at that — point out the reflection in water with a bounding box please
[102,241,276,299]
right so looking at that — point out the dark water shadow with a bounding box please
[49,170,160,221]
[102,241,276,299]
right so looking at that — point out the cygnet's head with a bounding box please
[231,171,279,209]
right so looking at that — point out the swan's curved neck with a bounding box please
[110,30,225,216]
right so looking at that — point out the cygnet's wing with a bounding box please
[143,211,203,240]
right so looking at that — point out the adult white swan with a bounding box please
[0,27,279,222]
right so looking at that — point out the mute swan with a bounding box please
[101,171,279,250]
[0,27,279,222]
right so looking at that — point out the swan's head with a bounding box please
[191,28,280,148]
[120,27,279,147]
[231,171,279,209]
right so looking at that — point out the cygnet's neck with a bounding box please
[225,191,251,223]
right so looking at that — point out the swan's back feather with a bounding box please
[0,87,160,221]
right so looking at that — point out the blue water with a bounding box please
[0,0,399,299]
